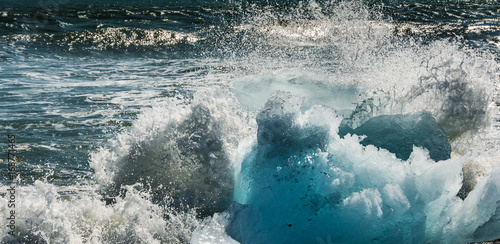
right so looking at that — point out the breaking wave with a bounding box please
[1,0,499,243]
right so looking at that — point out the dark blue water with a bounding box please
[1,0,499,243]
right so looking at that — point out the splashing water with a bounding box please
[1,0,499,243]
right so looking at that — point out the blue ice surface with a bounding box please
[219,92,497,244]
[339,112,451,161]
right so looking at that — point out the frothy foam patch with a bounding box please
[0,182,199,243]
[1,1,498,243]
[90,89,254,217]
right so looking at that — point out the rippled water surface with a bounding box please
[0,0,499,243]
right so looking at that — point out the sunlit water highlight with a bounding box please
[1,0,499,243]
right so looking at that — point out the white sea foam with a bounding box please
[90,89,255,215]
[1,0,499,243]
[0,182,199,243]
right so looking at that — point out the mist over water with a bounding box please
[1,0,499,243]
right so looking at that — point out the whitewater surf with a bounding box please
[1,0,499,243]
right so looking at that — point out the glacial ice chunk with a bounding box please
[191,93,500,244]
[340,112,451,161]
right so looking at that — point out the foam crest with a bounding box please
[1,1,498,243]
[0,182,199,243]
[90,90,254,216]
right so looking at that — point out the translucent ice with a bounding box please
[339,112,451,161]
[192,92,500,244]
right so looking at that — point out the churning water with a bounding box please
[0,0,499,243]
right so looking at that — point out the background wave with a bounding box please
[1,0,499,243]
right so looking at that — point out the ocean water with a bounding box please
[0,0,499,243]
